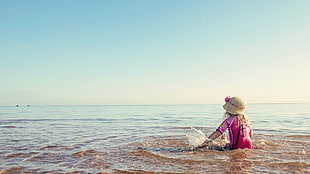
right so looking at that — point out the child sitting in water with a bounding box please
[199,96,253,149]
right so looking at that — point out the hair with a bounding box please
[224,112,251,125]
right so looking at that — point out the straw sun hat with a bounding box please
[223,96,247,115]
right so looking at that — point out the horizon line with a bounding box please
[2,102,310,107]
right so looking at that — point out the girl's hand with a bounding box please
[197,138,212,148]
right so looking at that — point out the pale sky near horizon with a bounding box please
[1,0,309,105]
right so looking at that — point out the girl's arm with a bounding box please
[198,130,222,147]
[208,130,222,140]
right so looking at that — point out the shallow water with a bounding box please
[0,104,309,173]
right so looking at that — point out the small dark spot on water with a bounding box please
[2,126,16,128]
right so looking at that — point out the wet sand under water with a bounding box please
[1,133,309,174]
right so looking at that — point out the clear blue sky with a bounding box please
[1,0,309,105]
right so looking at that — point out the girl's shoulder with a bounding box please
[224,116,238,125]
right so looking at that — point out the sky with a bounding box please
[0,0,309,105]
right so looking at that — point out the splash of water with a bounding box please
[186,127,207,148]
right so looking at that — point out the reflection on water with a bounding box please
[0,104,309,173]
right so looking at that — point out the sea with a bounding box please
[0,104,309,173]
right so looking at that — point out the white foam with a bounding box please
[186,127,207,148]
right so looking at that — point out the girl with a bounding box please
[199,96,253,149]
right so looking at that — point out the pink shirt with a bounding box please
[217,116,253,149]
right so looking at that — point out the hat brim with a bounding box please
[223,103,244,115]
